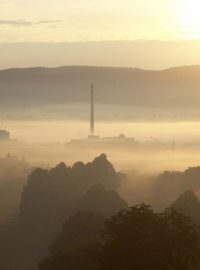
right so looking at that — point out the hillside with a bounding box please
[0,65,200,120]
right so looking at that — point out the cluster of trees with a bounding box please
[172,190,200,225]
[119,166,200,212]
[19,153,126,235]
[0,154,31,224]
[0,154,127,270]
[1,153,200,269]
[39,204,200,270]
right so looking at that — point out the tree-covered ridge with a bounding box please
[1,66,200,117]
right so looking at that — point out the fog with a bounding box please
[8,120,200,144]
[0,119,200,224]
[2,0,200,268]
[1,119,200,269]
[1,119,200,171]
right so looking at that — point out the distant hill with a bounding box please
[1,65,200,120]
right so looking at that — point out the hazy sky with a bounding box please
[1,0,200,68]
[1,0,200,42]
[1,40,200,70]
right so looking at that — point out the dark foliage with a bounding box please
[19,153,120,235]
[93,204,200,270]
[38,204,200,270]
[74,184,128,217]
[0,154,125,270]
[0,154,31,224]
[39,212,105,270]
[172,190,200,224]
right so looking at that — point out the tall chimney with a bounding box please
[90,84,94,135]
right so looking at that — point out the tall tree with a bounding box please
[92,204,200,270]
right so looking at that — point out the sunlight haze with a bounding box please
[2,2,200,270]
[0,0,199,42]
[1,1,200,69]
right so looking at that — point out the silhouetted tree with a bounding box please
[183,167,200,191]
[19,154,120,236]
[39,212,105,270]
[150,171,183,210]
[3,154,123,270]
[0,154,31,224]
[172,190,200,224]
[72,153,120,192]
[151,167,200,211]
[92,204,200,270]
[74,184,128,217]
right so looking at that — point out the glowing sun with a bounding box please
[176,0,200,38]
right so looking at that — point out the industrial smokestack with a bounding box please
[90,84,94,135]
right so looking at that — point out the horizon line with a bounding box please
[1,64,200,73]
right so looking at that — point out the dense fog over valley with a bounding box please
[0,65,200,269]
[3,0,200,268]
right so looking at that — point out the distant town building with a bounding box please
[0,129,10,141]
